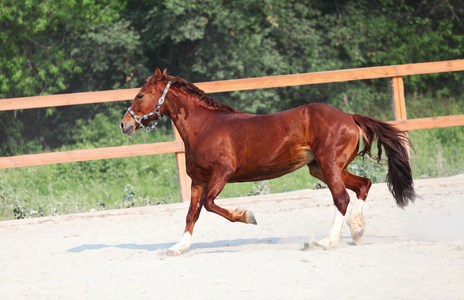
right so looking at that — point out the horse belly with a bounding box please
[230,148,315,182]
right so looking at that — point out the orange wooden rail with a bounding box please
[1,60,463,111]
[1,59,464,202]
[390,114,464,131]
[0,141,184,168]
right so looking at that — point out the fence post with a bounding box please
[390,76,407,121]
[390,76,410,157]
[172,120,192,202]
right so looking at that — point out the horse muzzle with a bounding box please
[120,118,136,136]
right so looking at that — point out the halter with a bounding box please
[127,81,172,132]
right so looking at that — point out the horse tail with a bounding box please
[352,114,416,208]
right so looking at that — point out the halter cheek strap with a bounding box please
[127,81,172,132]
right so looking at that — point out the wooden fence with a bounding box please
[1,59,464,202]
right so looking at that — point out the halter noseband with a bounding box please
[127,81,172,132]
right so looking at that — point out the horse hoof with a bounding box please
[165,232,192,256]
[313,238,338,250]
[303,241,329,251]
[348,220,365,244]
[165,249,181,256]
[234,208,257,225]
[245,210,257,225]
[351,229,364,244]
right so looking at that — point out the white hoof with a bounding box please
[166,232,192,256]
[314,237,339,250]
[165,248,183,256]
[347,219,365,243]
[312,209,344,250]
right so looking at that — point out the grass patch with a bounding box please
[0,153,179,220]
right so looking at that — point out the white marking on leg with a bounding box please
[166,232,192,256]
[350,199,364,220]
[347,199,366,243]
[316,209,344,249]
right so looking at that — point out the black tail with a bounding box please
[352,114,416,208]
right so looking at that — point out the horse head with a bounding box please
[120,68,172,136]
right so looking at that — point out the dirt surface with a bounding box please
[1,176,463,299]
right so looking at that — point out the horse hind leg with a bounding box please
[309,161,373,246]
[342,170,372,244]
[347,199,365,243]
[308,161,349,249]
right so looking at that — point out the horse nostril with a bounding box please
[120,122,124,130]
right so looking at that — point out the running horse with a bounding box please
[120,68,416,255]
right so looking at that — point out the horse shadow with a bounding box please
[67,236,302,254]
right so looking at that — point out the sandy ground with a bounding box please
[1,176,463,299]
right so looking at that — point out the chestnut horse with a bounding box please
[120,68,416,255]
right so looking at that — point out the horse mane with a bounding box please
[160,70,241,113]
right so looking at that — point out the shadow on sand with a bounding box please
[67,236,303,253]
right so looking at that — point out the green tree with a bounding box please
[0,0,146,155]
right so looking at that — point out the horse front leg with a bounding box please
[166,182,204,256]
[166,171,257,256]
[201,172,257,225]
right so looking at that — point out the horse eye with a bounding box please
[137,94,144,100]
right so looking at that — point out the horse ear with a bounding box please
[153,68,162,80]
[147,68,161,84]
[162,68,168,78]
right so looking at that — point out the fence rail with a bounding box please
[0,142,184,168]
[1,59,464,202]
[1,60,463,111]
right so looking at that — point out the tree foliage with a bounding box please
[1,0,463,155]
[0,0,145,153]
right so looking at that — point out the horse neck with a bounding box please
[164,91,212,145]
